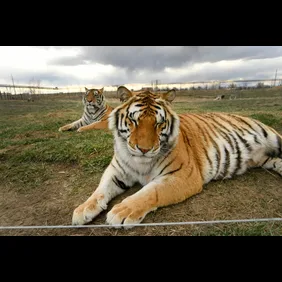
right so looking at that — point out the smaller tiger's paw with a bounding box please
[106,201,147,229]
[59,126,71,132]
[77,128,84,133]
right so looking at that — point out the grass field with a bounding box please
[0,87,282,236]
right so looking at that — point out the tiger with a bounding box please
[72,85,282,228]
[119,89,176,103]
[58,87,114,133]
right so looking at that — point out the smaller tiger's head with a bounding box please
[83,87,105,107]
[109,86,179,160]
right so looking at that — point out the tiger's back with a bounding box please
[179,112,282,184]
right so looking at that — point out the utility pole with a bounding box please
[155,79,160,91]
[11,74,16,95]
[273,69,277,87]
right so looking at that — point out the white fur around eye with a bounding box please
[156,114,165,124]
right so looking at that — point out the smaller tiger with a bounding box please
[58,87,114,132]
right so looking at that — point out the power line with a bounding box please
[168,78,280,85]
[0,83,59,90]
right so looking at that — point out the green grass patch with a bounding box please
[0,90,281,236]
[193,222,282,236]
[0,162,51,192]
[249,113,281,127]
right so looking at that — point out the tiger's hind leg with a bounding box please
[261,132,282,176]
[249,152,282,176]
[248,131,282,176]
[261,157,282,176]
[77,120,109,132]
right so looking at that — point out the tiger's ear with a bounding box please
[117,86,133,102]
[85,87,88,91]
[99,87,104,93]
[159,89,176,103]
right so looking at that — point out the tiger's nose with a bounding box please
[137,145,151,154]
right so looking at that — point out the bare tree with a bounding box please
[28,77,41,100]
[229,83,237,89]
[29,77,36,95]
[37,79,41,94]
[256,82,265,89]
[210,83,217,90]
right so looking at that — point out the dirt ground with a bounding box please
[1,163,281,236]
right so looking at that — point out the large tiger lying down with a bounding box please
[72,86,282,227]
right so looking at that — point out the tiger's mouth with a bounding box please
[130,153,153,158]
[129,153,157,164]
[127,144,160,159]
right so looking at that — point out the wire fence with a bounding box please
[1,218,281,230]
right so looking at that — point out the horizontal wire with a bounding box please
[0,218,281,230]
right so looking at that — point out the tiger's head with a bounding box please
[83,87,105,107]
[109,86,179,161]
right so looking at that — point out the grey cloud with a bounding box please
[162,56,281,83]
[81,46,199,70]
[1,69,81,87]
[94,53,281,85]
[48,46,282,72]
[196,46,282,62]
[48,57,88,66]
[3,46,282,87]
[49,46,200,70]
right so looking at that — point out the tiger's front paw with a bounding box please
[77,127,86,133]
[58,127,66,132]
[72,196,107,225]
[59,125,72,132]
[106,201,148,229]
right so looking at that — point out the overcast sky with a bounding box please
[0,46,281,87]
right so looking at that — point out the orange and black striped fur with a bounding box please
[58,87,114,132]
[72,86,282,227]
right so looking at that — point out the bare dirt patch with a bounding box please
[13,131,58,140]
[45,112,69,118]
[0,145,22,154]
[0,164,281,236]
[0,144,35,156]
